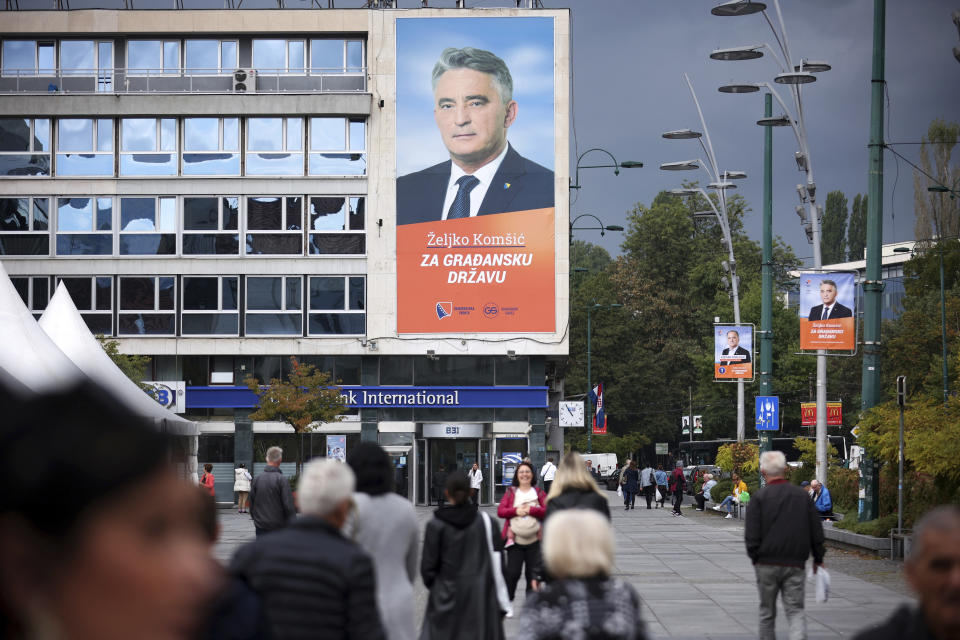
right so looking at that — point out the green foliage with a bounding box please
[97,335,151,388]
[913,118,959,241]
[834,512,898,537]
[793,436,839,469]
[821,190,848,264]
[715,442,759,476]
[245,357,347,473]
[564,431,650,463]
[847,193,867,261]
[828,467,860,513]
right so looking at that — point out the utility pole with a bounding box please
[689,385,694,444]
[758,93,774,486]
[859,0,885,522]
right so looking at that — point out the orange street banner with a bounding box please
[800,401,843,426]
[397,210,555,333]
[798,272,857,351]
[714,323,754,382]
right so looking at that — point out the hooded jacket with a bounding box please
[420,503,505,640]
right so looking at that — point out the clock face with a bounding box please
[559,401,585,427]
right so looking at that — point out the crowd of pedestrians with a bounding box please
[3,379,956,640]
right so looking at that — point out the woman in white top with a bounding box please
[233,463,252,513]
[468,462,483,505]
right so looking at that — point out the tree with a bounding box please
[821,190,848,264]
[847,193,867,261]
[715,442,759,476]
[244,357,347,474]
[913,119,960,242]
[97,335,151,388]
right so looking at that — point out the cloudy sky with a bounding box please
[13,0,959,264]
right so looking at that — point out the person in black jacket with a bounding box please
[421,471,505,639]
[231,459,386,640]
[248,445,296,536]
[544,452,611,521]
[852,505,960,640]
[745,451,825,640]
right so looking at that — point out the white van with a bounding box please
[580,453,618,479]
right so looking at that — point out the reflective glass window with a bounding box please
[118,197,175,255]
[346,41,363,72]
[182,276,239,336]
[310,40,342,71]
[10,276,50,319]
[310,118,344,151]
[0,197,50,255]
[183,196,240,255]
[245,276,303,336]
[308,118,365,176]
[120,118,176,176]
[308,196,364,255]
[221,42,237,70]
[184,118,218,151]
[307,276,365,335]
[2,41,36,75]
[253,39,305,73]
[245,196,303,255]
[127,41,161,73]
[56,118,113,177]
[185,40,218,74]
[60,41,95,75]
[0,118,51,177]
[118,275,175,336]
[183,118,240,176]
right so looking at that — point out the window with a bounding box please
[309,39,363,74]
[0,118,50,177]
[0,197,49,255]
[183,196,239,255]
[182,276,239,336]
[308,276,365,335]
[118,276,176,335]
[10,276,50,320]
[308,196,364,254]
[120,118,177,176]
[55,276,113,335]
[210,355,235,385]
[60,41,95,76]
[119,197,176,255]
[127,40,180,75]
[56,197,112,256]
[184,40,237,75]
[56,118,114,176]
[182,118,239,176]
[245,276,302,336]
[308,118,365,176]
[1,40,54,75]
[245,196,303,255]
[252,39,305,74]
[246,118,303,176]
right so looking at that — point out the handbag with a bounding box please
[510,513,541,544]
[481,512,513,616]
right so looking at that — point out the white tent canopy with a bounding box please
[0,261,84,394]
[39,282,198,438]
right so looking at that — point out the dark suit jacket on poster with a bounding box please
[807,302,853,321]
[720,345,751,365]
[396,144,554,225]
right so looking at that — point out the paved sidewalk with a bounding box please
[213,493,913,639]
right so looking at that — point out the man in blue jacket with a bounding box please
[810,479,834,519]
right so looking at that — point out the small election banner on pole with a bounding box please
[693,415,703,434]
[681,416,690,435]
[798,272,857,351]
[714,324,755,382]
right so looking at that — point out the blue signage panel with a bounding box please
[755,396,779,431]
[186,385,548,409]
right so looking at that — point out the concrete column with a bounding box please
[234,409,253,469]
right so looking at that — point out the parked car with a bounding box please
[682,465,722,495]
[605,468,621,491]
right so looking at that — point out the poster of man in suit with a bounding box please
[714,324,754,381]
[799,272,856,351]
[395,16,559,334]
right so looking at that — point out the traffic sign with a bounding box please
[755,396,779,431]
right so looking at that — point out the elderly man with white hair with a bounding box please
[745,450,826,640]
[231,459,386,640]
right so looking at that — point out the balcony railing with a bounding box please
[0,67,367,94]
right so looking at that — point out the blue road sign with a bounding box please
[755,396,779,431]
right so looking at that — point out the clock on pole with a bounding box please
[559,401,585,427]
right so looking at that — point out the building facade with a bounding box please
[0,7,571,504]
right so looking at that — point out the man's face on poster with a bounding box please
[819,282,838,306]
[434,68,518,171]
[726,331,740,350]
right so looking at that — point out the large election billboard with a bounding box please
[395,16,557,333]
[714,323,754,382]
[798,272,856,351]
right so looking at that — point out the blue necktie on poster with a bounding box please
[447,175,480,220]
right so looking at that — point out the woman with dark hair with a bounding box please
[200,463,215,497]
[497,461,547,602]
[0,382,220,640]
[346,442,419,640]
[234,463,252,513]
[622,460,640,511]
[421,471,505,639]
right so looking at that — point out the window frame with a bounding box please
[55,118,115,177]
[182,195,240,256]
[182,117,240,177]
[1,40,55,76]
[54,195,114,257]
[307,275,365,336]
[117,195,177,256]
[308,117,365,176]
[252,39,307,75]
[244,275,304,337]
[54,275,114,336]
[307,195,365,256]
[117,275,177,336]
[119,117,178,176]
[10,275,51,319]
[126,40,181,76]
[0,117,51,178]
[181,275,240,337]
[183,39,239,76]
[245,117,304,177]
[0,196,50,256]
[308,38,364,75]
[244,195,304,256]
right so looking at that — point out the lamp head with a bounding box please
[757,115,792,127]
[620,160,644,168]
[605,225,625,232]
[662,129,703,139]
[794,60,831,73]
[711,0,767,16]
[659,161,700,171]
[710,46,763,61]
[775,71,816,85]
[718,83,761,94]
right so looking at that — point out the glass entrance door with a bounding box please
[415,439,426,506]
[480,438,492,504]
[383,446,412,501]
[427,439,478,505]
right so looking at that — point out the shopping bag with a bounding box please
[807,566,830,603]
[616,484,623,498]
[655,488,662,502]
[481,512,513,616]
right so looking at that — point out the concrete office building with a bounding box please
[0,6,571,504]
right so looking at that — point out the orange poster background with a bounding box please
[397,209,555,333]
[800,317,855,350]
[715,363,753,380]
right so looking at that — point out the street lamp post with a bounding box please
[661,74,748,442]
[586,301,622,453]
[711,0,833,483]
[570,213,624,245]
[570,148,643,191]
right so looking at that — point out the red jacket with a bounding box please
[200,471,215,497]
[496,485,547,540]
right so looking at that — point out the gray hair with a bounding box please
[759,450,787,477]
[909,505,960,562]
[542,509,613,579]
[265,446,283,464]
[297,458,355,518]
[821,279,838,290]
[431,47,513,105]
